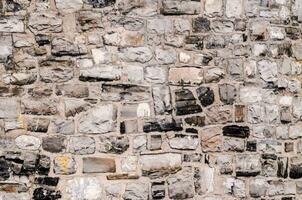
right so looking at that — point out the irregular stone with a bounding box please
[290,156,302,179]
[78,104,117,134]
[120,47,153,63]
[123,182,148,200]
[184,116,205,127]
[169,134,199,150]
[140,153,182,178]
[223,125,250,138]
[169,67,203,85]
[133,135,147,152]
[83,157,116,173]
[225,0,243,18]
[99,135,129,154]
[65,177,102,200]
[204,35,225,49]
[196,87,214,107]
[3,72,37,86]
[54,156,76,175]
[223,178,246,198]
[193,17,211,32]
[121,155,138,172]
[185,35,203,50]
[258,140,282,154]
[205,0,223,17]
[42,135,66,153]
[68,136,95,155]
[0,35,12,62]
[277,157,288,178]
[145,66,167,83]
[143,117,182,133]
[35,177,60,186]
[147,18,173,34]
[289,125,302,139]
[51,37,87,56]
[292,42,302,60]
[0,158,10,181]
[249,178,268,197]
[152,85,172,115]
[258,60,278,84]
[204,67,225,83]
[250,21,269,41]
[0,17,24,32]
[239,87,262,103]
[200,126,222,152]
[195,166,215,194]
[15,135,41,151]
[76,11,103,32]
[86,0,115,8]
[205,105,232,124]
[50,119,74,135]
[151,181,165,199]
[28,12,62,34]
[155,47,177,64]
[79,65,122,81]
[236,154,261,176]
[161,0,200,15]
[216,155,233,174]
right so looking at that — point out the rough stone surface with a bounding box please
[0,1,301,199]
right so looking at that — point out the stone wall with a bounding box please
[0,0,302,199]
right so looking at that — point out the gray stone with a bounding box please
[147,18,173,34]
[51,37,87,56]
[42,135,66,153]
[161,0,200,15]
[28,12,62,34]
[225,0,244,18]
[120,47,153,63]
[167,167,194,199]
[155,47,177,64]
[123,182,148,200]
[69,136,95,154]
[249,178,268,197]
[292,0,302,22]
[145,66,167,83]
[289,125,302,139]
[236,154,261,176]
[21,99,57,115]
[258,60,278,83]
[54,155,76,175]
[39,59,74,83]
[195,166,215,194]
[50,119,75,135]
[292,42,302,60]
[78,104,117,134]
[65,99,91,117]
[205,0,223,17]
[3,73,37,85]
[79,65,122,81]
[169,134,199,150]
[152,85,172,115]
[99,135,129,154]
[223,178,246,197]
[204,67,225,83]
[56,84,89,98]
[0,35,12,62]
[55,0,83,13]
[83,157,116,173]
[219,83,236,104]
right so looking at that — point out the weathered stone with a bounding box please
[290,157,302,179]
[147,18,173,34]
[78,104,117,134]
[140,153,182,178]
[0,35,12,62]
[123,182,148,200]
[65,177,102,200]
[155,47,177,64]
[145,66,167,84]
[21,99,57,115]
[196,87,214,107]
[83,157,116,173]
[249,178,268,197]
[33,187,61,200]
[15,135,41,151]
[39,59,74,83]
[0,158,10,181]
[50,119,74,135]
[76,10,103,32]
[201,127,222,152]
[152,85,171,115]
[184,116,205,127]
[86,0,115,8]
[143,118,182,133]
[99,135,129,154]
[169,67,203,85]
[42,135,66,153]
[28,12,62,34]
[55,0,83,13]
[205,0,223,17]
[161,0,200,15]
[51,37,87,56]
[204,35,225,49]
[193,17,211,32]
[3,73,37,86]
[54,156,76,175]
[292,42,302,60]
[225,0,243,18]
[219,84,236,104]
[68,136,95,155]
[151,181,165,199]
[205,105,232,124]
[204,67,225,83]
[35,177,59,186]
[0,98,20,118]
[250,21,269,41]
[236,154,261,176]
[56,84,89,98]
[79,65,122,82]
[223,178,246,197]
[174,89,202,115]
[0,17,24,32]
[258,60,278,84]
[194,166,215,194]
[169,134,199,150]
[120,47,153,63]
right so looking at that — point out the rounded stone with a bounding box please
[15,135,41,150]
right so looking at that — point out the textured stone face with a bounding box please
[0,0,302,199]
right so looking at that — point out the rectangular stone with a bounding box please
[83,157,116,173]
[0,98,20,118]
[0,35,12,63]
[169,67,203,85]
[0,17,24,32]
[161,0,200,15]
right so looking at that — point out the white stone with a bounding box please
[91,48,111,64]
[147,18,173,34]
[269,27,285,40]
[0,17,24,32]
[155,48,177,64]
[0,35,12,62]
[240,87,262,103]
[224,178,246,198]
[289,125,302,139]
[120,47,153,63]
[179,52,191,63]
[198,166,215,193]
[292,0,302,22]
[140,153,182,172]
[0,98,20,118]
[225,0,243,18]
[174,18,191,33]
[121,156,138,172]
[80,65,122,81]
[125,65,144,83]
[65,177,102,200]
[205,0,223,17]
[136,103,151,118]
[15,135,41,151]
[145,66,167,83]
[279,96,293,106]
[258,60,278,83]
[55,0,83,13]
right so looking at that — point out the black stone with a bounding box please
[120,121,126,134]
[151,181,165,199]
[5,0,22,12]
[185,35,203,50]
[86,0,115,8]
[182,153,202,162]
[246,140,257,152]
[175,102,202,115]
[37,155,51,175]
[193,17,211,32]
[35,34,51,46]
[0,158,10,181]
[175,89,196,102]
[285,27,300,40]
[184,116,205,127]
[222,125,250,138]
[204,35,225,49]
[33,187,61,200]
[277,157,288,178]
[196,87,214,107]
[262,154,277,160]
[282,197,295,200]
[143,118,183,133]
[185,128,198,134]
[35,177,59,186]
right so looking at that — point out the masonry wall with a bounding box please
[0,0,302,199]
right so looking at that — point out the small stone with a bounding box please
[290,156,302,179]
[54,156,76,175]
[204,67,225,82]
[205,105,232,124]
[270,27,285,40]
[0,158,10,181]
[289,125,302,139]
[223,125,250,138]
[133,135,147,152]
[145,66,167,83]
[79,65,122,82]
[155,47,177,64]
[147,18,173,34]
[39,59,74,83]
[121,155,138,172]
[51,37,87,56]
[239,87,261,103]
[196,87,214,107]
[249,178,268,197]
[151,181,165,199]
[35,177,59,186]
[15,135,41,151]
[174,89,202,115]
[123,182,148,200]
[68,136,95,155]
[143,117,183,133]
[152,85,172,115]
[192,17,211,32]
[21,99,57,115]
[224,137,245,152]
[42,135,66,153]
[194,166,215,194]
[219,84,236,104]
[99,135,129,154]
[204,35,226,49]
[250,21,269,41]
[56,84,89,98]
[258,59,278,84]
[65,177,102,200]
[83,157,116,173]
[76,11,103,31]
[223,178,246,197]
[200,126,222,152]
[78,104,117,134]
[50,119,74,135]
[292,42,302,60]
